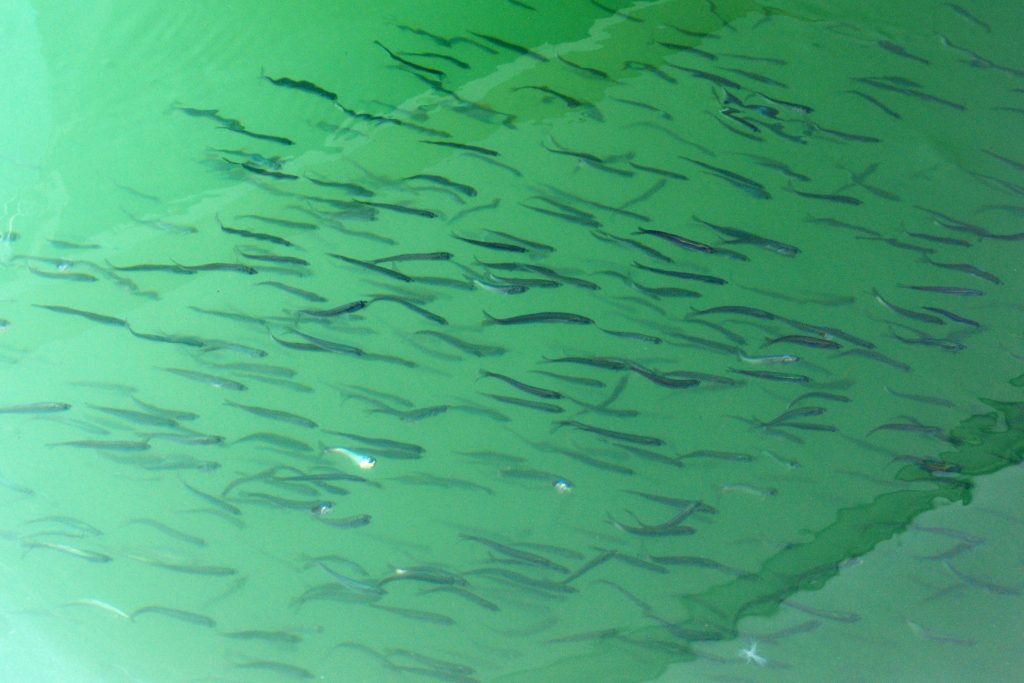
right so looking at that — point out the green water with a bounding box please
[1,1,1022,681]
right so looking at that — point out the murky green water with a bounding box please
[1,1,1022,681]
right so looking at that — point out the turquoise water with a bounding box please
[1,1,1022,681]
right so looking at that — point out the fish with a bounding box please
[286,329,364,357]
[317,513,372,530]
[806,215,881,237]
[627,60,679,83]
[658,40,717,61]
[374,40,445,78]
[221,630,303,644]
[453,234,527,253]
[523,200,601,228]
[691,305,778,320]
[132,605,216,628]
[628,161,688,182]
[459,534,568,572]
[257,281,326,302]
[542,139,632,176]
[484,229,553,253]
[740,352,799,365]
[945,562,1021,595]
[61,599,131,619]
[479,370,561,399]
[52,439,150,451]
[22,540,112,563]
[128,326,208,348]
[237,251,309,266]
[878,40,930,65]
[677,450,753,463]
[555,420,664,446]
[483,311,594,325]
[845,89,901,118]
[358,198,438,218]
[854,76,965,111]
[765,335,840,350]
[329,253,413,282]
[371,295,447,325]
[421,139,500,157]
[515,85,600,119]
[415,330,504,357]
[788,187,862,205]
[315,562,387,596]
[224,399,318,428]
[222,157,299,180]
[633,262,727,284]
[406,174,476,197]
[28,266,97,282]
[945,3,991,32]
[24,515,103,536]
[693,215,800,256]
[303,176,374,197]
[557,54,611,80]
[380,566,468,590]
[126,519,206,547]
[176,261,258,274]
[33,304,126,327]
[608,510,696,537]
[469,31,548,61]
[299,300,370,317]
[218,217,293,247]
[872,288,946,325]
[899,285,984,296]
[402,50,471,69]
[731,369,810,383]
[0,402,71,414]
[890,331,965,352]
[473,259,598,289]
[532,371,603,388]
[369,604,456,627]
[906,231,972,247]
[920,255,1001,284]
[591,230,670,262]
[867,421,946,438]
[161,368,247,389]
[128,554,238,576]
[235,660,315,679]
[811,124,881,144]
[220,124,294,146]
[183,482,242,516]
[372,251,454,264]
[634,228,716,254]
[174,105,242,128]
[483,393,564,413]
[679,156,771,198]
[88,404,178,428]
[469,567,576,595]
[262,71,338,101]
[921,307,980,328]
[601,328,663,344]
[322,430,424,457]
[236,432,313,453]
[367,404,448,422]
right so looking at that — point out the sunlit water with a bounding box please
[1,1,1022,681]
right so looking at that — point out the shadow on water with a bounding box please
[516,393,1024,681]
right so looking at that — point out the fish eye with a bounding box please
[553,479,574,493]
[359,456,377,470]
[311,502,334,516]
